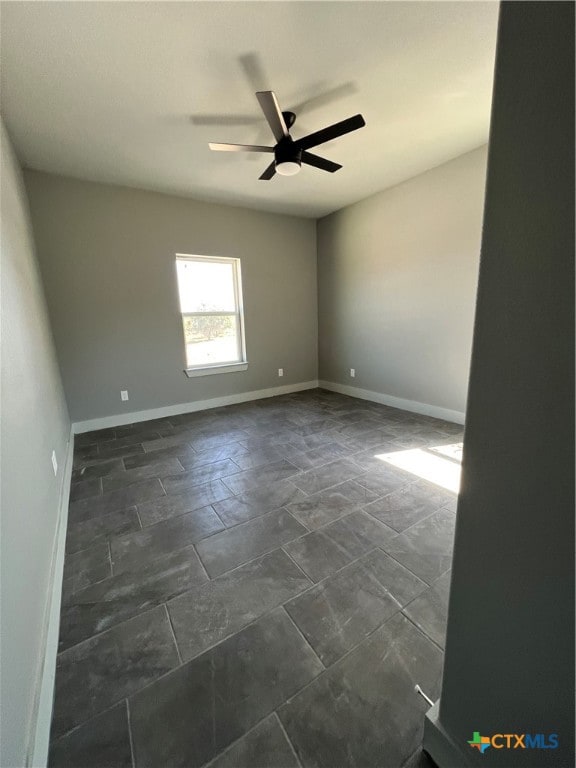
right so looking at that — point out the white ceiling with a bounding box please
[0,1,498,218]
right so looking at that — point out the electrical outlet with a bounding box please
[278,368,284,377]
[51,450,58,476]
[121,390,129,401]
[350,368,356,378]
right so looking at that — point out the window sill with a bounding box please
[184,362,248,378]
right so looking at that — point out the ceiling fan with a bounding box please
[209,91,365,180]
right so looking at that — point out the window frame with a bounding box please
[175,254,248,377]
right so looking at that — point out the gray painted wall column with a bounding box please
[424,2,574,766]
[0,119,71,767]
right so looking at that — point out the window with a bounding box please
[175,255,247,376]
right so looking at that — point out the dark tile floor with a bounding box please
[49,388,462,768]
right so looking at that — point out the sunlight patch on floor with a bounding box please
[374,443,462,493]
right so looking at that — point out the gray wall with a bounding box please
[24,171,318,423]
[317,146,487,415]
[0,120,71,767]
[427,2,574,765]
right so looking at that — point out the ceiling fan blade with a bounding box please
[259,161,276,180]
[256,91,289,142]
[209,143,274,153]
[301,151,342,173]
[294,114,365,151]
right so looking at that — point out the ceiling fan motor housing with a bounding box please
[275,137,302,173]
[281,111,297,129]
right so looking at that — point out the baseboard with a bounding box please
[423,701,474,767]
[29,426,74,767]
[73,380,320,433]
[318,380,466,425]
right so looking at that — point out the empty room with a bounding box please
[0,2,573,768]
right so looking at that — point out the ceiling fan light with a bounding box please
[276,160,301,176]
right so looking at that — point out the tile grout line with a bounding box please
[117,593,337,726]
[283,507,312,536]
[294,471,384,500]
[192,504,299,547]
[283,545,391,603]
[279,553,444,662]
[134,506,144,531]
[103,503,230,573]
[288,501,364,534]
[361,501,452,540]
[192,541,211,583]
[280,606,326,670]
[214,476,368,531]
[191,528,308,583]
[157,477,168,496]
[281,545,314,581]
[106,540,113,576]
[116,507,407,619]
[66,520,202,592]
[375,545,451,588]
[199,713,276,768]
[48,699,121,749]
[163,603,183,666]
[290,466,368,498]
[206,502,226,529]
[65,568,114,601]
[197,541,385,630]
[273,711,304,768]
[56,602,167,665]
[125,698,136,768]
[400,612,446,654]
[64,510,137,556]
[274,607,425,717]
[69,484,167,523]
[254,613,417,744]
[294,516,311,533]
[130,484,234,530]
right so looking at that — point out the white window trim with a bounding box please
[176,254,248,377]
[184,362,248,378]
